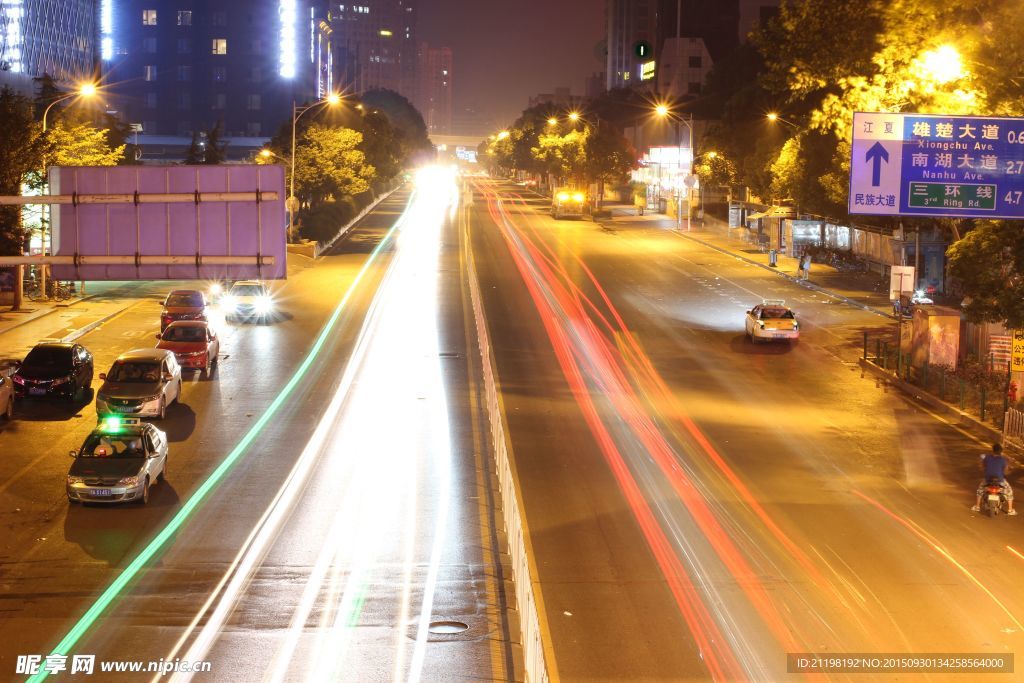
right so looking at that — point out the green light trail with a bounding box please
[27,190,412,683]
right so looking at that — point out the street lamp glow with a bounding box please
[547,117,557,126]
[79,83,97,97]
[655,104,670,117]
[259,149,273,158]
[766,112,778,122]
[325,93,341,106]
[568,111,580,122]
[496,130,510,140]
[918,44,964,84]
[707,151,718,158]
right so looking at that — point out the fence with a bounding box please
[863,330,1012,428]
[1005,407,1024,446]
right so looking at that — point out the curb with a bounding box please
[670,229,894,319]
[858,357,1007,445]
[0,294,99,337]
[317,182,404,258]
[60,303,132,343]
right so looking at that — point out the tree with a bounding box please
[947,221,1024,327]
[0,87,45,255]
[183,132,205,164]
[694,153,737,188]
[533,129,588,185]
[361,89,433,163]
[583,122,636,186]
[292,124,374,206]
[357,110,402,186]
[203,121,228,164]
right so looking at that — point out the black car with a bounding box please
[12,342,94,402]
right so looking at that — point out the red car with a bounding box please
[156,321,220,372]
[161,290,208,331]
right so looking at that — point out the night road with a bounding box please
[0,183,516,682]
[467,178,1024,682]
[2,175,1022,682]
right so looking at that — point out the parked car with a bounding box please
[0,373,13,420]
[156,321,220,372]
[161,289,209,331]
[96,349,182,420]
[12,342,94,402]
[67,417,168,505]
[221,280,276,322]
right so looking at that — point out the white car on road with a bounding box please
[96,349,183,420]
[745,299,800,344]
[221,280,276,322]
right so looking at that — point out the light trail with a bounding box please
[30,193,411,683]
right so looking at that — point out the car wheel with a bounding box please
[138,477,150,505]
[157,398,166,420]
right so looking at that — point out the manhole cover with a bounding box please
[428,621,468,635]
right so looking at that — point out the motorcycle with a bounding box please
[982,477,1009,517]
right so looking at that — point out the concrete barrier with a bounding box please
[463,202,552,682]
[315,182,403,258]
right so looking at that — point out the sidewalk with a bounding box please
[599,204,897,318]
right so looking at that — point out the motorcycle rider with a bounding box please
[972,443,1016,515]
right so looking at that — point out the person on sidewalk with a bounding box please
[800,253,812,280]
[972,443,1016,514]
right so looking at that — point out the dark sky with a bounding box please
[419,0,605,135]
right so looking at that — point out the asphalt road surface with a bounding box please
[0,183,517,682]
[469,178,1023,682]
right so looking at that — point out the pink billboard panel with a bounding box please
[50,165,287,281]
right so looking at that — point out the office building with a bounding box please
[0,0,100,93]
[107,1,326,144]
[417,43,451,135]
[329,0,418,100]
[606,0,658,90]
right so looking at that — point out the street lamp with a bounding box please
[655,103,694,230]
[39,82,98,298]
[496,130,510,140]
[766,112,800,130]
[289,93,342,239]
[568,111,580,123]
[547,117,558,126]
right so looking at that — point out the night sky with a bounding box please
[419,0,605,135]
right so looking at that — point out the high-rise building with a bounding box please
[107,1,326,141]
[606,0,658,91]
[417,43,451,135]
[329,0,418,100]
[0,0,100,93]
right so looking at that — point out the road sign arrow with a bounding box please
[865,141,889,187]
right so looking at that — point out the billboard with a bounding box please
[50,164,287,281]
[849,111,1024,219]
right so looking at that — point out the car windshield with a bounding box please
[80,434,146,458]
[762,307,795,319]
[230,285,265,297]
[107,361,161,383]
[166,292,204,307]
[23,347,72,369]
[162,326,207,342]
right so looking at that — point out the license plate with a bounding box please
[989,494,1001,501]
[90,489,112,496]
[112,405,137,413]
[29,387,46,396]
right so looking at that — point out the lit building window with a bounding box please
[144,65,157,81]
[212,39,227,55]
[142,9,157,26]
[177,10,192,26]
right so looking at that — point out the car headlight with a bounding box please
[557,192,569,201]
[117,475,139,487]
[145,394,162,403]
[221,295,237,312]
[67,475,85,485]
[572,193,585,202]
[12,375,24,385]
[51,376,71,386]
[209,283,222,296]
[255,295,274,313]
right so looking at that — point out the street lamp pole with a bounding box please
[38,84,97,299]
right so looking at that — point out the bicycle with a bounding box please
[48,280,72,301]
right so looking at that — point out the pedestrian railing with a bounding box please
[863,330,1011,429]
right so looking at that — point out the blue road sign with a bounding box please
[849,112,1024,219]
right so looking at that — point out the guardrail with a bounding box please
[463,200,551,682]
[315,181,403,257]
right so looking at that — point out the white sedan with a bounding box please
[745,300,800,343]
